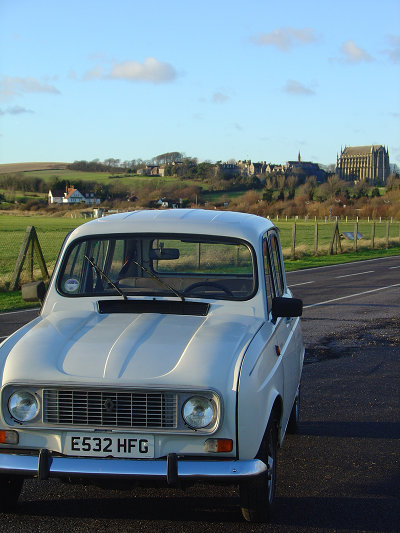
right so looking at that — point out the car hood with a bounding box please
[3,308,263,390]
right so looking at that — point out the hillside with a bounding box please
[0,162,69,174]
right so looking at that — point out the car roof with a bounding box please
[68,209,275,244]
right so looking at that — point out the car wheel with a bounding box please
[0,475,23,511]
[287,385,300,434]
[240,415,278,522]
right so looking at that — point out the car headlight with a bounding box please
[182,396,216,429]
[8,391,39,422]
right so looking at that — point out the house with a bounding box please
[64,187,86,204]
[137,165,160,176]
[47,189,65,204]
[48,187,100,205]
[237,160,268,177]
[156,197,182,209]
[83,192,100,205]
[215,162,240,178]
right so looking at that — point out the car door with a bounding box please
[264,230,303,428]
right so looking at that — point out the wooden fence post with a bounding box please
[197,243,201,268]
[314,223,318,255]
[354,222,358,252]
[10,226,49,291]
[328,221,341,255]
[386,220,390,249]
[371,222,375,249]
[291,223,296,259]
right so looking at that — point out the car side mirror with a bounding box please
[272,296,303,322]
[21,281,47,305]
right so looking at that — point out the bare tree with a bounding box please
[286,175,297,199]
[303,176,317,201]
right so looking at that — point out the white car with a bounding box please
[0,209,304,522]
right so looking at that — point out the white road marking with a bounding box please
[389,266,400,269]
[0,308,39,316]
[335,270,374,279]
[288,281,315,287]
[304,283,400,309]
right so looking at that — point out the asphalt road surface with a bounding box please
[0,256,399,532]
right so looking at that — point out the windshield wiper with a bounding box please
[130,259,185,302]
[84,255,128,301]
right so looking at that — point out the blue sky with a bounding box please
[1,0,399,167]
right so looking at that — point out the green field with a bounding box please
[17,168,205,191]
[0,215,85,291]
[0,189,47,203]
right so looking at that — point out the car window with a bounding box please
[263,238,274,312]
[57,234,256,301]
[268,232,285,297]
[263,231,285,314]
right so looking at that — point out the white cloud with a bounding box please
[109,58,177,83]
[82,57,178,84]
[213,92,229,104]
[0,76,60,101]
[252,27,317,52]
[83,65,106,81]
[284,80,315,96]
[383,35,400,64]
[339,40,373,63]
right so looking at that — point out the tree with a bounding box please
[174,158,197,178]
[353,180,369,199]
[286,176,297,200]
[303,176,317,201]
[262,188,274,203]
[104,158,120,169]
[326,175,345,199]
[277,175,286,191]
[196,162,215,181]
[386,174,400,191]
[152,152,184,165]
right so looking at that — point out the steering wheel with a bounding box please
[183,281,233,298]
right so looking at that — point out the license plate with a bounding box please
[64,432,154,458]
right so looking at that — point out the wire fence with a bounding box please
[1,219,399,292]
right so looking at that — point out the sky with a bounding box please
[0,0,399,168]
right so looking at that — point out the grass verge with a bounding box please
[0,291,39,313]
[284,246,400,271]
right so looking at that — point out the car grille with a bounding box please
[43,389,178,429]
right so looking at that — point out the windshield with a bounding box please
[57,233,256,301]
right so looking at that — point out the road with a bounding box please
[0,256,399,532]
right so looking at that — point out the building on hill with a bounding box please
[48,187,100,205]
[137,165,160,176]
[48,189,66,204]
[286,152,326,182]
[336,145,390,184]
[237,160,268,177]
[286,151,320,174]
[64,187,86,203]
[215,162,240,178]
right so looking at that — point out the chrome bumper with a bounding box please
[0,451,267,484]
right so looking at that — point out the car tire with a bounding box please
[287,385,300,434]
[240,415,278,522]
[0,475,23,511]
